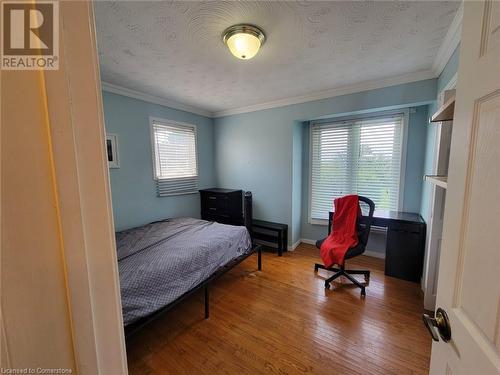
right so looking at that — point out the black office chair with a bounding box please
[314,196,375,296]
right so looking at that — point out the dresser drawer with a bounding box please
[201,193,229,214]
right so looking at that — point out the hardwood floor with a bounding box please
[126,244,431,375]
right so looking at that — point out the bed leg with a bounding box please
[258,248,262,271]
[204,286,209,319]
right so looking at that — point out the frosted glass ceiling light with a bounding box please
[222,24,266,60]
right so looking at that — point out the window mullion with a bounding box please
[348,122,360,195]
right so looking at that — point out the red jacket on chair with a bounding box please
[320,195,361,268]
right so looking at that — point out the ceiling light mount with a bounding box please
[222,24,266,60]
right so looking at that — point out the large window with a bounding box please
[150,117,198,196]
[310,112,405,221]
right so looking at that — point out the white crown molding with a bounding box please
[213,69,435,118]
[442,72,458,93]
[102,69,435,119]
[431,1,463,76]
[100,4,462,119]
[101,82,214,118]
[214,2,463,118]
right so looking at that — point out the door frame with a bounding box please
[43,2,128,373]
[429,1,500,371]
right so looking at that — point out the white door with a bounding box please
[427,1,500,374]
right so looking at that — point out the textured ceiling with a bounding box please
[94,1,460,114]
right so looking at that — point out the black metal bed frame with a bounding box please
[125,244,262,338]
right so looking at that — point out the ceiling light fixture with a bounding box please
[222,24,266,60]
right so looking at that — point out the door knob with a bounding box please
[423,307,451,342]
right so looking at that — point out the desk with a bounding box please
[328,210,426,283]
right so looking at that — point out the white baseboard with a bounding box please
[363,250,385,259]
[300,238,317,245]
[288,239,301,251]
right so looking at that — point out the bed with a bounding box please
[115,217,261,335]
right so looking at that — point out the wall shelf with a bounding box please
[431,95,455,122]
[425,175,448,189]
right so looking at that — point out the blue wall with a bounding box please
[291,122,304,247]
[102,91,215,231]
[104,77,444,245]
[420,45,460,221]
[419,46,460,290]
[214,109,293,234]
[437,46,460,94]
[214,79,437,246]
[419,104,437,222]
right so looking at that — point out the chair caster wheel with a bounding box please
[324,283,330,289]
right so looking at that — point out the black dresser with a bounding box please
[200,188,243,226]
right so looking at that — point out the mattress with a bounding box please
[116,217,252,325]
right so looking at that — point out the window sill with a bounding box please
[309,218,328,226]
[157,190,198,197]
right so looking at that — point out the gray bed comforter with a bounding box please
[116,217,252,325]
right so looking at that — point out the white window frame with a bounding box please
[308,109,409,225]
[149,116,199,196]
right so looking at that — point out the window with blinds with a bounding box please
[150,118,198,196]
[310,113,405,220]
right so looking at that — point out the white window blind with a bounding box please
[310,113,404,220]
[150,119,198,196]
